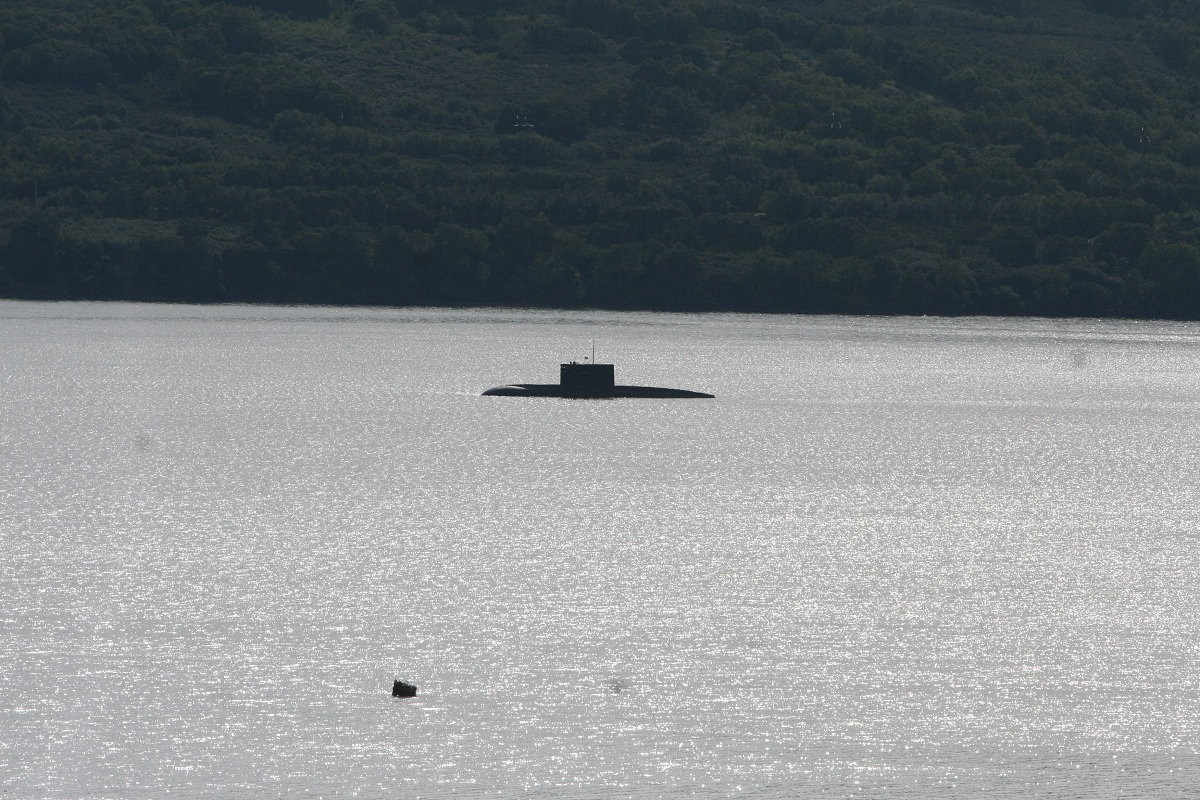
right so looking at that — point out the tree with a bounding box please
[3,211,62,292]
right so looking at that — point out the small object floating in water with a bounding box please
[392,680,417,698]
[483,361,713,399]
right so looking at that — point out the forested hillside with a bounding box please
[3,0,1200,317]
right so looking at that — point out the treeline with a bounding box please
[3,0,1200,318]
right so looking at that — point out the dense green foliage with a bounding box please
[3,0,1200,317]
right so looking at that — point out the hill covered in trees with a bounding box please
[3,0,1200,318]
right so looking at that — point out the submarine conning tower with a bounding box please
[560,362,615,391]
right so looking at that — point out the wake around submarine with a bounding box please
[483,360,714,398]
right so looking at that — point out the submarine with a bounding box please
[483,361,714,398]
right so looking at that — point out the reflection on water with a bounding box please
[3,301,1200,798]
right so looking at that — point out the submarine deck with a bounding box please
[483,384,714,398]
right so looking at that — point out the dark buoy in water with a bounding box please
[392,679,417,698]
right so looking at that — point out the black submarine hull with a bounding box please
[483,384,713,398]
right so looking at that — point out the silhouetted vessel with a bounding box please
[483,361,713,398]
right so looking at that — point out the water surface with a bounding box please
[3,301,1200,798]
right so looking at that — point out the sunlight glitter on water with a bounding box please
[3,302,1200,798]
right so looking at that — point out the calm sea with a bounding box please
[3,301,1200,799]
